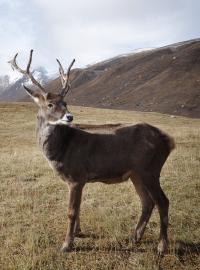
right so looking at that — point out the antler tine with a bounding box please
[8,53,25,74]
[56,59,65,86]
[8,50,46,94]
[26,50,46,93]
[56,58,75,97]
[26,49,33,73]
[67,59,76,78]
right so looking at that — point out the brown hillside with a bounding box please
[28,40,200,117]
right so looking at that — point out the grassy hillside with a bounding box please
[0,103,200,270]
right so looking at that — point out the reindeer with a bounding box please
[9,50,175,255]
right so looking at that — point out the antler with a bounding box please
[56,58,75,97]
[8,49,46,94]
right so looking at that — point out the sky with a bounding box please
[0,0,200,79]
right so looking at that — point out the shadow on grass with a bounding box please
[61,235,200,259]
[71,245,146,253]
[64,236,146,253]
[71,235,150,253]
[66,241,200,255]
[175,240,200,259]
[75,232,100,239]
[155,241,200,270]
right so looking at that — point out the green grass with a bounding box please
[0,102,200,270]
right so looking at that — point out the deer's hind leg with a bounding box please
[74,209,82,236]
[131,174,155,244]
[141,173,169,255]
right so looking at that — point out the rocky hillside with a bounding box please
[48,39,200,118]
[0,67,49,101]
[0,75,10,95]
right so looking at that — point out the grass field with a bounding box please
[0,102,200,270]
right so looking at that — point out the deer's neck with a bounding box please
[36,113,74,162]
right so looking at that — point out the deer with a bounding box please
[9,50,175,255]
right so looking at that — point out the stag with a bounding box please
[9,50,175,255]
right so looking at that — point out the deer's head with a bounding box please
[8,50,75,125]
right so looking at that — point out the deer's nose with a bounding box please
[67,114,73,122]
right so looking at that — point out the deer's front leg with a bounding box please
[61,182,84,252]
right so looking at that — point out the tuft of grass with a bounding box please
[0,102,200,270]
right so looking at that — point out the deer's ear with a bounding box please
[23,85,44,105]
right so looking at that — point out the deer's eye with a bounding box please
[47,103,54,108]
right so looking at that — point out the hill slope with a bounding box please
[48,40,200,118]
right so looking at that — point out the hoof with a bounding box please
[133,231,142,244]
[133,237,141,245]
[157,239,169,256]
[60,242,73,253]
[75,228,82,237]
[75,232,85,238]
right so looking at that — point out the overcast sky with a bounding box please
[0,0,200,78]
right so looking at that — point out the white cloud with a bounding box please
[0,0,200,78]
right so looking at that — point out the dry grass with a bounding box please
[0,102,200,270]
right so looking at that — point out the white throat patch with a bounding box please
[48,113,73,126]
